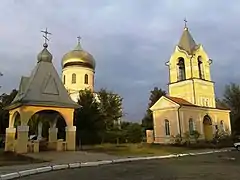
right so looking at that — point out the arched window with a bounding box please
[189,118,194,135]
[72,73,76,84]
[220,120,225,131]
[84,74,88,84]
[63,75,66,84]
[177,57,186,81]
[197,56,204,79]
[165,119,170,136]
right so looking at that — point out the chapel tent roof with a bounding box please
[6,43,80,110]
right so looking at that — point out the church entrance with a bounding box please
[203,115,213,141]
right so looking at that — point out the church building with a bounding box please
[61,37,96,102]
[149,23,231,143]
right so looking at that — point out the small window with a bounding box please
[220,120,225,131]
[72,73,76,84]
[84,74,88,84]
[206,99,209,106]
[165,119,170,136]
[189,118,194,135]
[63,75,66,84]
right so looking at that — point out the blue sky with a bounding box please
[1,0,240,122]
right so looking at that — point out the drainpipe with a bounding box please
[177,106,182,139]
[190,54,196,104]
[165,61,170,84]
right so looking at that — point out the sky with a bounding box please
[0,0,240,122]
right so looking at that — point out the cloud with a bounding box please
[0,0,239,121]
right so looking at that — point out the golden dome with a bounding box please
[62,40,96,70]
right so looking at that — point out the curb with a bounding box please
[0,149,233,180]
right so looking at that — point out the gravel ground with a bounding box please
[21,150,240,180]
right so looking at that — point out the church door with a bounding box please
[203,115,213,141]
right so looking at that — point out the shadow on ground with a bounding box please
[0,149,46,167]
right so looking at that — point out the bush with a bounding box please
[192,130,200,142]
[171,130,201,146]
[170,134,182,145]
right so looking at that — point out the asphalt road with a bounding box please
[21,151,240,180]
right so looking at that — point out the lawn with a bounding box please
[0,149,46,166]
[84,143,192,156]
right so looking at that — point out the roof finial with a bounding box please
[74,36,82,50]
[41,28,52,48]
[184,18,188,30]
[77,36,81,45]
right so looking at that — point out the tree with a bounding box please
[74,88,124,145]
[124,122,143,143]
[0,89,18,134]
[142,87,166,130]
[223,83,240,134]
[97,88,123,130]
[74,89,104,145]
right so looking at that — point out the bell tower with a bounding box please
[166,20,216,108]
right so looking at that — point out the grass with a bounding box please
[84,143,192,157]
[0,149,46,167]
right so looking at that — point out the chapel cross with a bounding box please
[41,28,52,44]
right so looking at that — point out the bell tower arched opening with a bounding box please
[197,56,204,79]
[177,57,186,81]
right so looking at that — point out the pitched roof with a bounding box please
[166,96,230,110]
[178,27,199,55]
[166,96,197,107]
[215,102,230,110]
[6,45,79,110]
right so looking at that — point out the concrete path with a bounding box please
[0,151,119,175]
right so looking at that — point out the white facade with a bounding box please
[62,66,94,102]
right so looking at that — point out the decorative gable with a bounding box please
[150,96,180,111]
[42,74,59,95]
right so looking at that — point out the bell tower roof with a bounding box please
[178,19,199,55]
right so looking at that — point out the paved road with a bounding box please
[22,151,240,180]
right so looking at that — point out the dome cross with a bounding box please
[184,18,188,28]
[41,28,52,45]
[77,36,81,44]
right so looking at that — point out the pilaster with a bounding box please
[4,128,16,152]
[65,126,76,151]
[16,126,29,154]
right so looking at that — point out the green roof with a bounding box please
[6,44,80,110]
